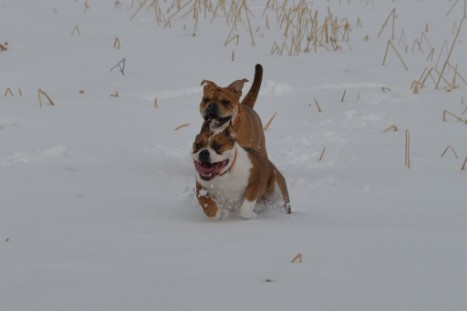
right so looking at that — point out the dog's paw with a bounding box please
[239,210,257,220]
[205,208,221,220]
[239,200,258,219]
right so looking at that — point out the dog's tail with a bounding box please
[240,64,263,108]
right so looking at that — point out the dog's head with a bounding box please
[199,79,248,131]
[192,127,236,181]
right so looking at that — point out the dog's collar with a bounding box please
[219,145,238,176]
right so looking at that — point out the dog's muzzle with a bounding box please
[204,103,232,128]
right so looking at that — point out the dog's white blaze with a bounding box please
[210,121,230,133]
[196,143,252,208]
[192,147,230,163]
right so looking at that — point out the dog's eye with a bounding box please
[194,143,203,150]
[221,100,230,106]
[212,143,221,152]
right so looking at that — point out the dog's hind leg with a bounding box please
[274,170,291,214]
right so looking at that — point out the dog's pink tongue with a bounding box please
[194,160,229,178]
[194,161,213,176]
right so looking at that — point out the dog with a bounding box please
[199,64,268,158]
[192,126,291,219]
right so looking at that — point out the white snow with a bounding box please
[1,0,467,310]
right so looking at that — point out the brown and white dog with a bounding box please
[192,127,291,219]
[199,64,268,158]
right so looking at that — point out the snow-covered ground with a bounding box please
[1,0,466,310]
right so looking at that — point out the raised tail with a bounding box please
[240,64,263,108]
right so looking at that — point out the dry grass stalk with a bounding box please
[445,0,461,17]
[147,0,168,26]
[79,89,85,95]
[383,125,398,132]
[383,40,409,70]
[130,0,148,22]
[356,17,362,28]
[314,97,322,112]
[417,67,429,84]
[318,147,326,161]
[0,42,7,52]
[381,86,391,92]
[426,48,435,62]
[37,89,55,107]
[4,88,14,97]
[341,89,347,102]
[71,25,80,36]
[114,0,122,9]
[167,0,184,15]
[113,37,121,49]
[443,110,465,123]
[263,112,277,131]
[174,123,190,131]
[420,31,433,50]
[411,39,423,53]
[84,0,90,14]
[435,40,449,68]
[433,67,454,89]
[397,29,406,49]
[405,130,411,169]
[419,67,437,88]
[268,3,352,55]
[452,63,458,88]
[447,62,467,86]
[363,0,375,9]
[111,91,119,97]
[411,80,421,94]
[461,156,467,171]
[265,14,270,30]
[154,97,158,109]
[440,145,459,158]
[436,17,464,89]
[290,253,303,263]
[18,89,23,96]
[224,30,239,46]
[231,49,235,61]
[377,8,396,39]
[242,0,256,47]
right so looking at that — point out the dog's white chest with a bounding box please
[197,147,252,208]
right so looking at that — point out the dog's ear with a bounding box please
[201,80,217,92]
[227,79,249,96]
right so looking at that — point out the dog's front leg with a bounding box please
[196,182,220,218]
[239,199,257,219]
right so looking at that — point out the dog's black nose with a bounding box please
[206,103,218,116]
[199,149,210,162]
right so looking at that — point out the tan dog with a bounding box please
[192,127,291,219]
[199,64,268,158]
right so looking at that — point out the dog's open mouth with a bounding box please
[205,114,232,128]
[194,159,229,181]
